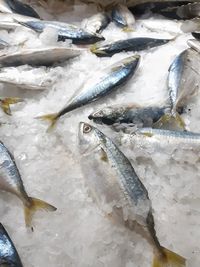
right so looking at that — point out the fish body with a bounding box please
[0,0,40,18]
[0,46,84,67]
[18,20,104,44]
[134,127,200,146]
[81,12,110,34]
[89,104,168,130]
[79,122,186,267]
[111,4,135,31]
[0,141,56,227]
[38,55,140,129]
[168,48,200,113]
[0,223,23,267]
[91,37,170,57]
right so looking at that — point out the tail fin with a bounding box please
[153,247,186,267]
[24,197,56,228]
[36,113,58,131]
[0,97,23,115]
[153,113,186,131]
[123,26,134,32]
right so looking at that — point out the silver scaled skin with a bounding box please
[0,223,23,267]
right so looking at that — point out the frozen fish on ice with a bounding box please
[0,46,84,67]
[37,55,140,130]
[0,141,56,228]
[81,12,110,34]
[79,122,186,267]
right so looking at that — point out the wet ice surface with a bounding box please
[0,2,199,267]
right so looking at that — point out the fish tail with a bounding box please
[122,26,134,32]
[24,197,57,228]
[152,247,186,267]
[36,113,59,131]
[0,97,23,115]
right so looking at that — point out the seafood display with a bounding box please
[0,0,200,267]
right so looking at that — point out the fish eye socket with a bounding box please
[83,125,92,133]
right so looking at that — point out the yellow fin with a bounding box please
[0,97,23,115]
[152,247,186,267]
[24,197,57,228]
[122,26,134,32]
[90,44,107,55]
[100,148,108,162]
[36,113,58,132]
[153,113,186,131]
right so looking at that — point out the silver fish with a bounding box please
[0,46,84,67]
[168,48,200,113]
[111,3,135,31]
[37,55,140,130]
[81,12,110,34]
[17,20,105,44]
[0,223,23,267]
[89,104,168,130]
[0,141,56,228]
[79,122,186,267]
[0,0,40,18]
[91,37,170,57]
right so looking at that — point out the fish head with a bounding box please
[88,106,125,125]
[79,122,101,155]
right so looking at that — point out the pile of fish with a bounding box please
[1,0,200,266]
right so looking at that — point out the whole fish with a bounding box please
[88,104,168,129]
[91,37,170,57]
[0,46,84,67]
[133,127,200,146]
[37,55,140,130]
[81,12,110,34]
[0,223,23,266]
[0,13,39,30]
[79,122,186,267]
[0,0,40,18]
[17,20,105,44]
[161,2,200,20]
[111,3,135,31]
[168,48,200,114]
[0,141,56,228]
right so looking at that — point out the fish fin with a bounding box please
[90,44,107,55]
[24,197,57,228]
[122,26,134,32]
[152,247,186,267]
[153,113,186,131]
[36,113,58,131]
[100,148,108,162]
[0,97,23,115]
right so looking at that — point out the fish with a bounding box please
[79,122,186,267]
[0,46,84,67]
[81,12,110,34]
[0,141,56,228]
[17,20,105,44]
[111,3,135,31]
[88,104,169,130]
[0,13,39,30]
[0,223,23,267]
[133,127,200,146]
[0,0,40,18]
[168,48,200,114]
[37,55,140,130]
[160,2,200,20]
[0,97,23,115]
[91,37,170,57]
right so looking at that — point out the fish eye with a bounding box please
[83,124,92,133]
